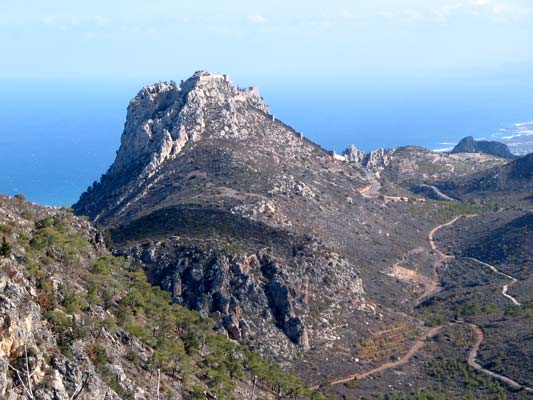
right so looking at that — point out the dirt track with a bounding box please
[415,215,466,304]
[309,215,532,394]
[466,323,533,393]
[310,216,465,390]
[466,257,521,306]
[309,325,445,389]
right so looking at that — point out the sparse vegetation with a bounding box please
[425,357,507,399]
[18,211,319,398]
[357,322,420,361]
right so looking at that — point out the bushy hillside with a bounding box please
[0,194,325,399]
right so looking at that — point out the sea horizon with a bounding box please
[1,78,532,206]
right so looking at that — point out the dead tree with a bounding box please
[7,345,40,399]
[70,372,92,400]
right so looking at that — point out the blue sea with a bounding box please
[1,78,532,206]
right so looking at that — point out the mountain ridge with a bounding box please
[2,71,532,399]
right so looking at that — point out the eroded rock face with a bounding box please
[75,71,269,223]
[121,236,368,364]
[343,145,392,170]
[112,72,269,178]
[343,144,367,165]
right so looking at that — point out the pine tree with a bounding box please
[0,237,11,257]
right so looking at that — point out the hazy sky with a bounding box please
[1,0,533,84]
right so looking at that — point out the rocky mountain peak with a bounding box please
[451,136,515,159]
[109,71,269,180]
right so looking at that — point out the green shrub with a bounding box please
[45,309,87,357]
[86,341,108,366]
[0,224,13,236]
[0,237,12,257]
[60,285,86,313]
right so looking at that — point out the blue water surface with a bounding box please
[1,78,532,206]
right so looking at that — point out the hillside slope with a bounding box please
[0,195,317,399]
[74,72,441,381]
[342,145,505,193]
[438,153,533,201]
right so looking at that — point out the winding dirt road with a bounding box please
[466,323,533,393]
[415,215,467,304]
[423,217,531,392]
[309,215,532,394]
[418,184,457,202]
[466,257,521,306]
[358,172,382,198]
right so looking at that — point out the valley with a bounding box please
[327,214,532,398]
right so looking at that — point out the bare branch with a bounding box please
[6,344,41,399]
[70,372,92,400]
[24,345,33,397]
[7,363,34,400]
[156,368,161,400]
[27,360,41,379]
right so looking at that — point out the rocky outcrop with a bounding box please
[75,71,270,223]
[451,136,515,159]
[120,234,368,365]
[343,145,367,165]
[343,145,392,170]
[110,72,269,179]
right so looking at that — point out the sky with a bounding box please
[1,0,533,206]
[1,0,533,84]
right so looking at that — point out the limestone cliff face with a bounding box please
[120,237,367,360]
[343,145,367,165]
[75,71,269,223]
[110,72,269,180]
